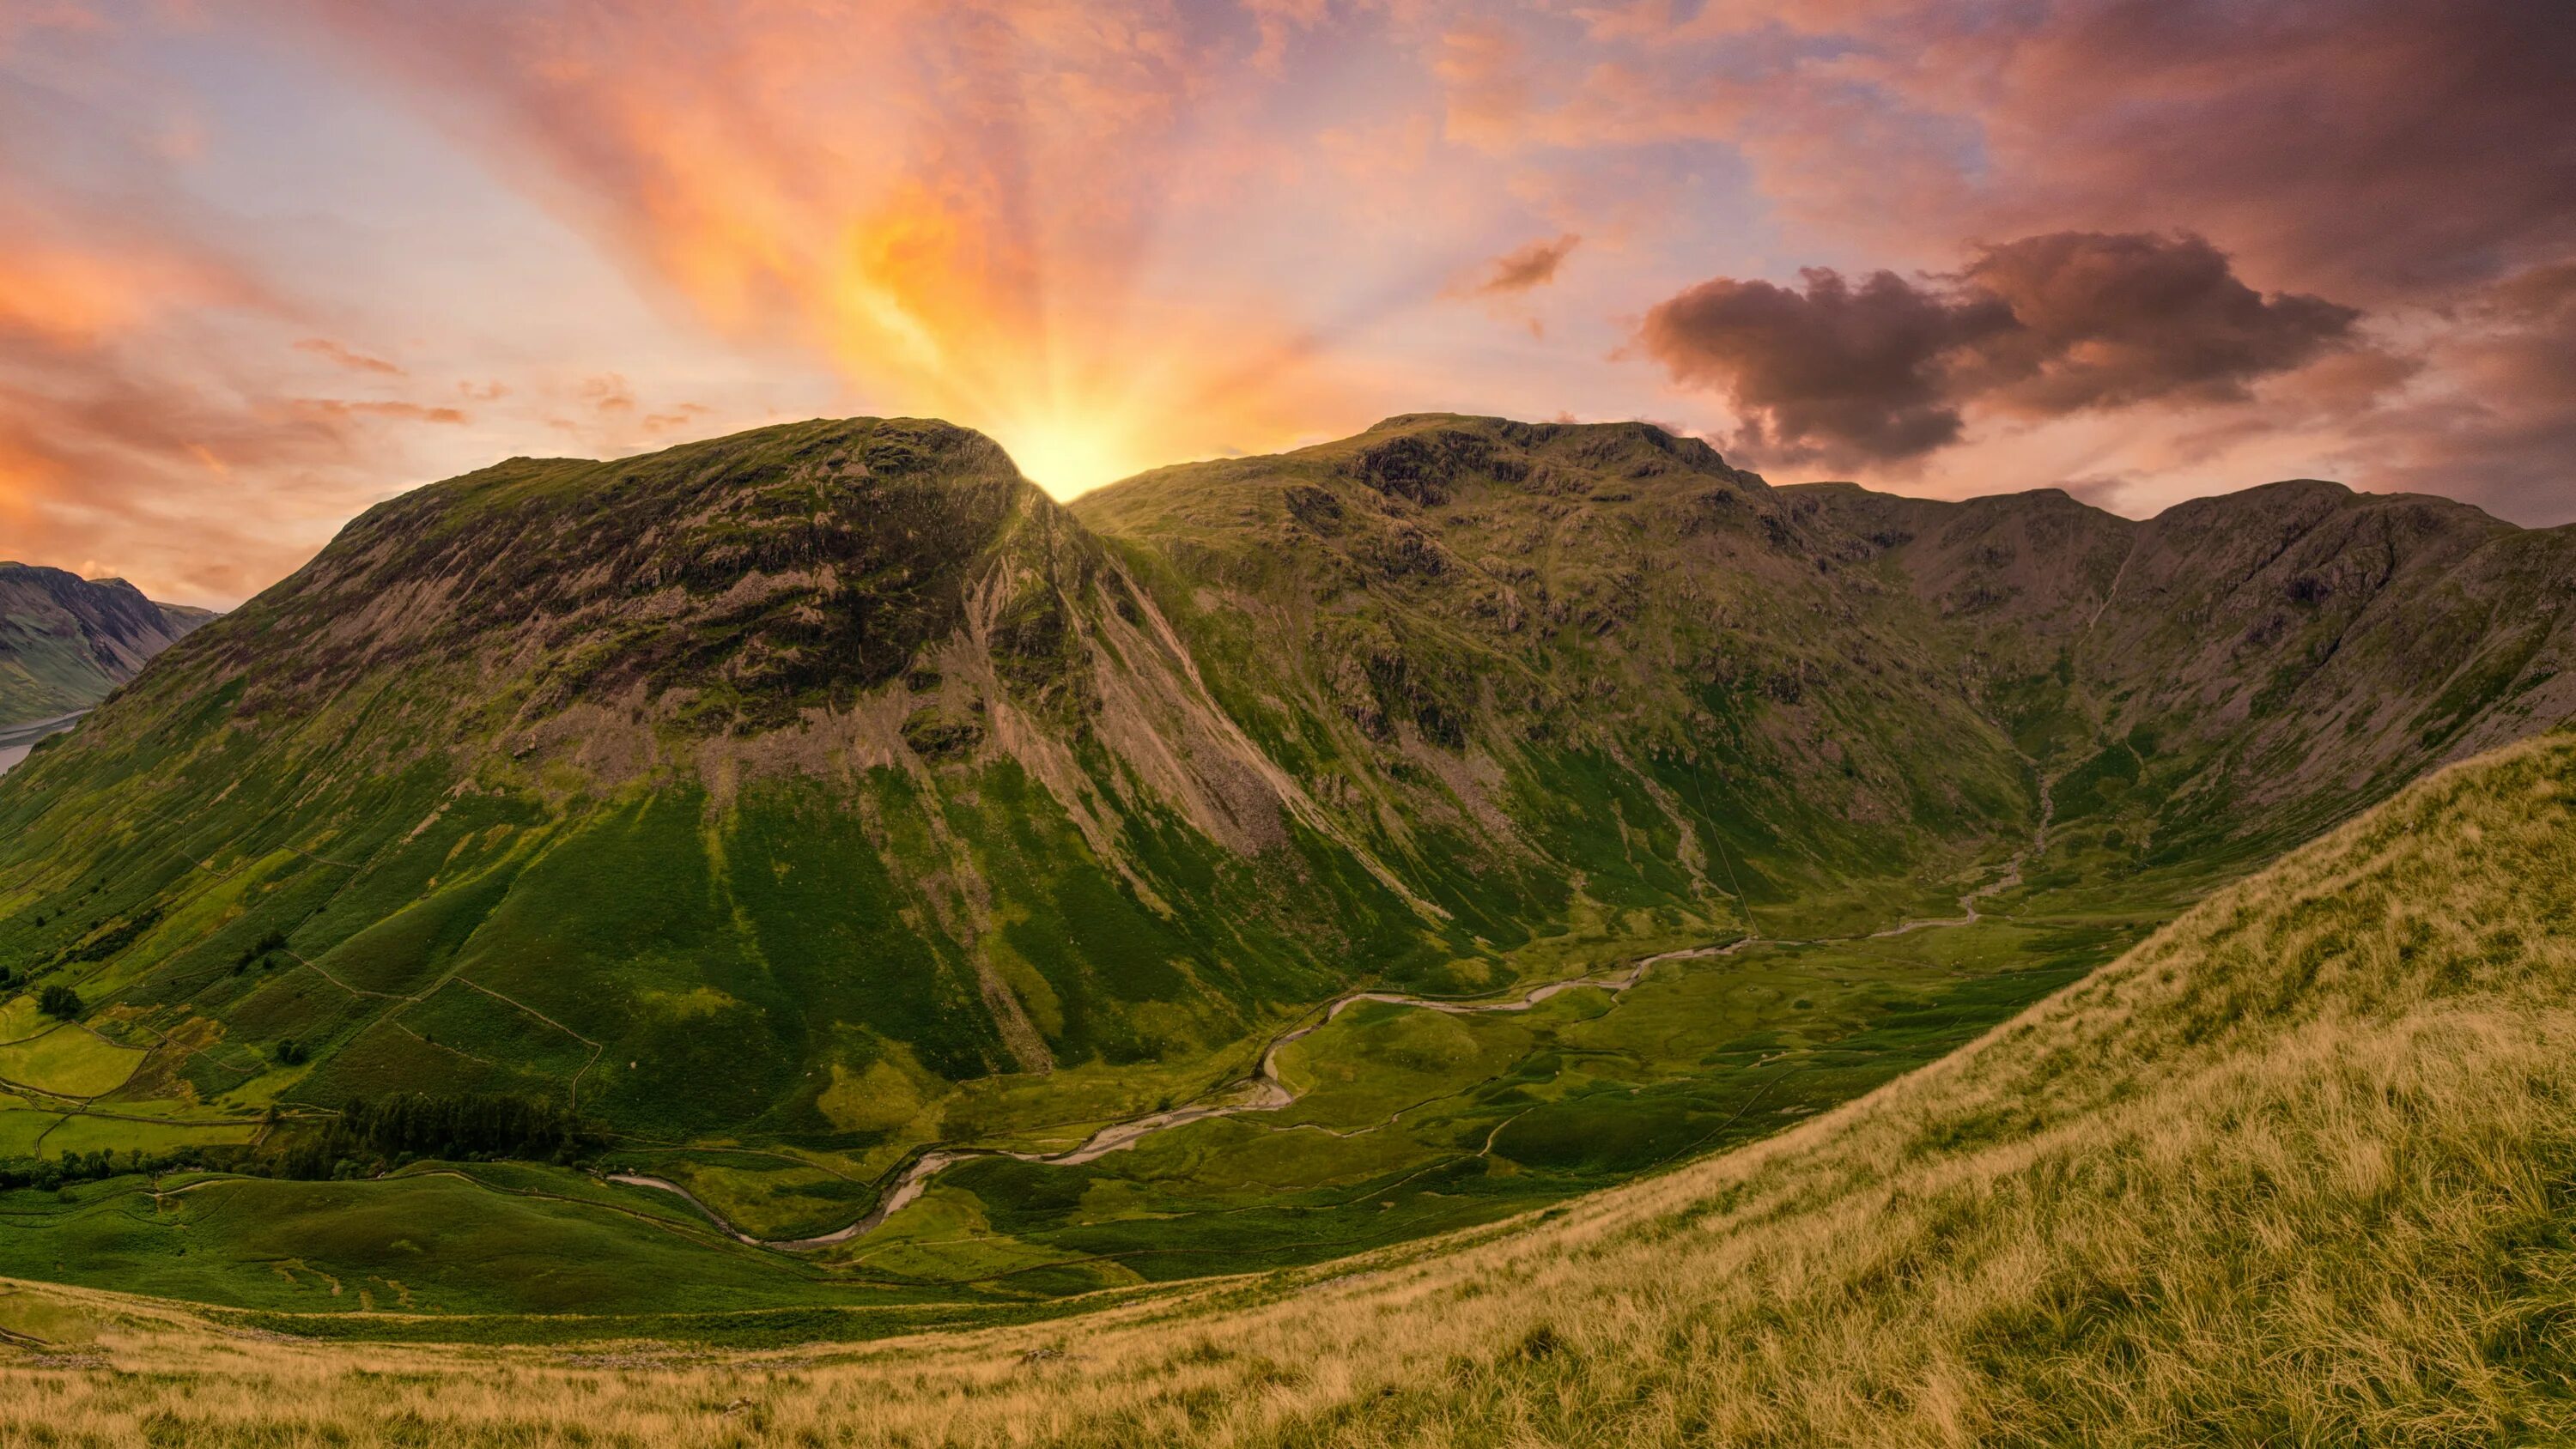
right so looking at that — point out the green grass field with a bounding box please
[0,1017,143,1098]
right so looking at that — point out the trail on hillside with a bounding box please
[613,767,2068,1252]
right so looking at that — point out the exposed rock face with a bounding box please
[0,562,214,726]
[0,413,2567,1155]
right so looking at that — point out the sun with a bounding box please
[992,413,1150,500]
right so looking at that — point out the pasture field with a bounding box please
[0,1022,143,1099]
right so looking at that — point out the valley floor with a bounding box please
[7,730,2574,1446]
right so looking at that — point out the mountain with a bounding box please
[0,414,2568,1276]
[1789,476,2576,867]
[0,562,215,728]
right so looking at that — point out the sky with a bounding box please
[3,1,2571,608]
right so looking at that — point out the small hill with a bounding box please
[0,561,213,728]
[8,726,2573,1445]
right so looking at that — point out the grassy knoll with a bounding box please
[6,729,2573,1442]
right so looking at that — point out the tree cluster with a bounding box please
[274,1092,601,1180]
[0,1146,210,1193]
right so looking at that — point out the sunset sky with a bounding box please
[4,1,2570,607]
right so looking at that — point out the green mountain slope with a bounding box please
[0,414,2567,1283]
[0,561,213,728]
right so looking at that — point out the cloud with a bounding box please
[1433,18,1534,149]
[1950,233,2360,415]
[1637,265,2001,462]
[2335,260,2576,523]
[0,39,526,604]
[1498,0,2576,302]
[295,336,405,375]
[1455,233,1580,298]
[289,398,468,425]
[1637,231,2358,466]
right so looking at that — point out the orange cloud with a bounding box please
[301,0,1393,494]
[0,190,486,602]
[295,337,406,375]
[287,399,470,425]
[0,245,258,344]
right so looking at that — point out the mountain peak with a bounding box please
[155,415,1061,744]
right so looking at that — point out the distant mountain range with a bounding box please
[0,414,2567,1258]
[0,561,216,729]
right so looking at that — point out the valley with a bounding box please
[0,414,2567,1332]
[619,764,2072,1253]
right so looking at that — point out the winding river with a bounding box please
[610,937,1744,1251]
[614,770,2062,1252]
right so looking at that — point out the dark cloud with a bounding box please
[1637,266,2005,461]
[1953,232,2360,413]
[1637,231,2358,465]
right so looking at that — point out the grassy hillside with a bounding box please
[7,724,2573,1444]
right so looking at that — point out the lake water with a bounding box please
[0,711,87,778]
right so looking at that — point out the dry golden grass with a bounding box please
[9,730,2576,1446]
